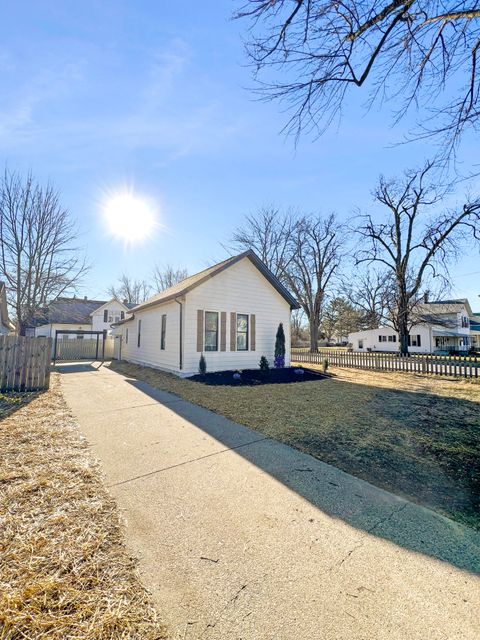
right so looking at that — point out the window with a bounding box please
[137,319,142,348]
[237,314,249,351]
[103,309,108,322]
[160,314,166,350]
[125,328,129,344]
[204,311,218,351]
[388,335,396,342]
[120,311,125,320]
[408,334,421,347]
[378,335,388,342]
[358,339,364,349]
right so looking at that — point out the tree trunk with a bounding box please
[309,317,319,352]
[397,305,409,355]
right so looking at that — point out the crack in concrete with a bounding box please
[331,502,409,571]
[108,437,270,488]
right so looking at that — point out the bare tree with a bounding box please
[108,274,151,304]
[152,264,188,292]
[230,205,295,278]
[0,169,88,335]
[356,161,480,353]
[236,0,480,154]
[283,214,343,351]
[343,270,394,329]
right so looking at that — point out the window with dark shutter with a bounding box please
[237,314,248,351]
[137,319,142,348]
[204,312,218,351]
[103,309,108,322]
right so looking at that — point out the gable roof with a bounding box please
[131,250,300,314]
[416,298,473,317]
[33,298,108,326]
[89,298,136,316]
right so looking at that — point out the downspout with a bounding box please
[175,297,183,371]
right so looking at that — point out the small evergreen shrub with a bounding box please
[322,358,329,373]
[199,354,207,374]
[259,356,270,371]
[274,323,286,368]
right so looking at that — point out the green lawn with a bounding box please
[109,361,480,529]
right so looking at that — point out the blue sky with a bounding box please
[1,1,479,307]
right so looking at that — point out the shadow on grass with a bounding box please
[0,389,43,421]
[117,371,480,576]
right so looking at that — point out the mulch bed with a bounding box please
[190,366,325,386]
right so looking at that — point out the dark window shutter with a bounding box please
[230,312,236,351]
[250,314,256,351]
[197,310,204,352]
[220,312,226,351]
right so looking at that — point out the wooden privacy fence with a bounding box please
[54,337,115,361]
[0,335,52,391]
[292,349,480,379]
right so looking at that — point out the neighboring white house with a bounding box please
[113,250,299,376]
[91,299,135,335]
[348,299,476,354]
[33,297,108,339]
[0,282,15,335]
[32,297,135,341]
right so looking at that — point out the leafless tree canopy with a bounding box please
[108,274,151,304]
[0,169,88,335]
[152,264,189,292]
[355,161,480,352]
[236,0,480,153]
[230,208,343,351]
[230,205,295,277]
[342,269,395,328]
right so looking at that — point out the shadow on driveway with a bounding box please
[123,376,480,576]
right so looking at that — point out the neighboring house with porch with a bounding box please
[113,250,299,376]
[348,299,477,354]
[0,282,15,335]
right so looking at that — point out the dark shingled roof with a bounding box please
[33,298,108,326]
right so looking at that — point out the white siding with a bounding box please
[348,326,432,353]
[120,301,181,373]
[92,302,129,334]
[183,258,291,374]
[35,323,95,339]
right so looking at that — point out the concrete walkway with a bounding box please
[58,362,480,640]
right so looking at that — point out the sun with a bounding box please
[103,192,157,243]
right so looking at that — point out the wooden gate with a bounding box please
[53,330,113,362]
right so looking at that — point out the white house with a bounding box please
[0,282,15,335]
[348,299,476,354]
[32,297,135,340]
[91,299,135,335]
[113,250,299,376]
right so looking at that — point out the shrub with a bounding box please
[274,323,286,368]
[199,354,207,374]
[323,358,329,373]
[259,356,270,371]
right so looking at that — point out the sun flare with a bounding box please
[103,192,157,243]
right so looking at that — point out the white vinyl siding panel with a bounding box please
[183,258,291,373]
[120,301,180,373]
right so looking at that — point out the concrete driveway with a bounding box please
[58,362,480,640]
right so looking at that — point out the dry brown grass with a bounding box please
[0,374,167,640]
